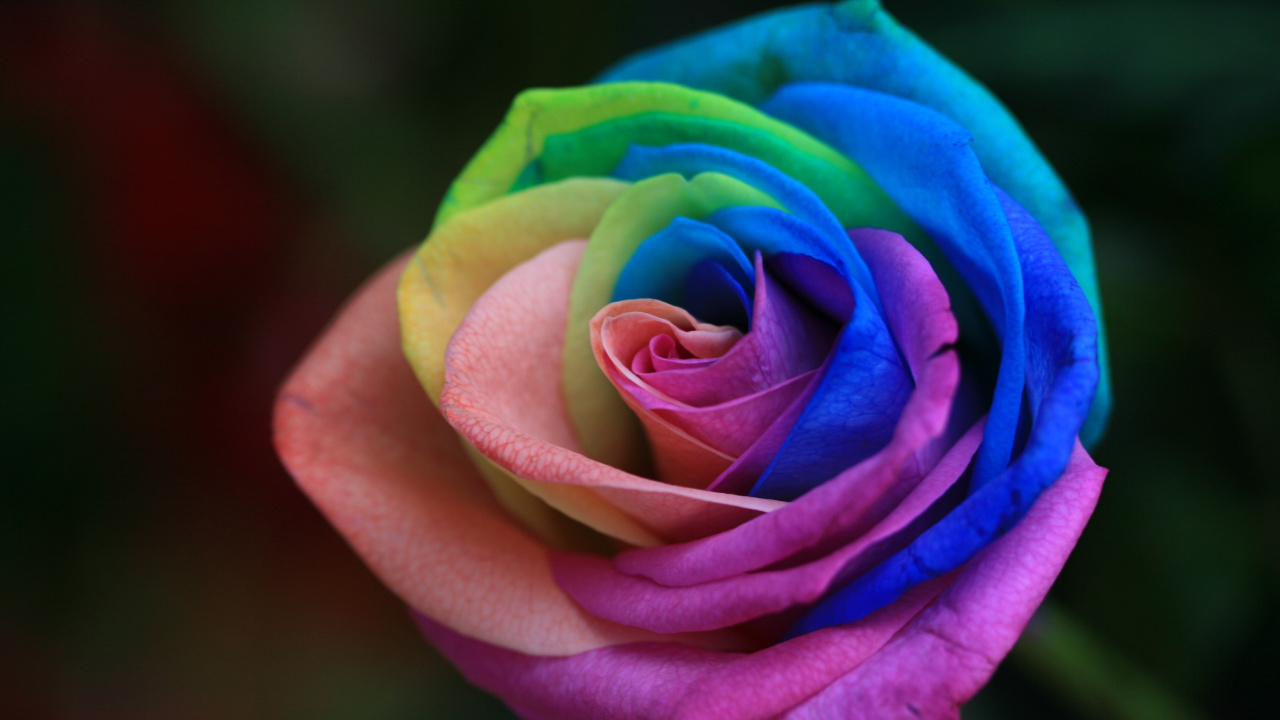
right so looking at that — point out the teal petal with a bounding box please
[599,0,1110,445]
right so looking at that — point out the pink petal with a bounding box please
[412,575,948,720]
[550,422,983,633]
[629,256,835,405]
[274,252,736,656]
[442,241,783,545]
[781,443,1108,719]
[593,253,838,482]
[610,230,961,585]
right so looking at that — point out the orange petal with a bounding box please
[594,304,742,487]
[274,253,744,656]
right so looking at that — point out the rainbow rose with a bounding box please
[275,1,1110,717]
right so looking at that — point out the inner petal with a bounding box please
[593,252,840,489]
[631,252,837,408]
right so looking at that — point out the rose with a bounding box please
[274,1,1109,718]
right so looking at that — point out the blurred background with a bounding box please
[2,0,1277,717]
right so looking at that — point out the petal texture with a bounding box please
[787,189,1100,634]
[442,241,783,546]
[418,443,1102,718]
[597,0,1110,444]
[782,444,1107,719]
[601,229,960,587]
[275,254,740,656]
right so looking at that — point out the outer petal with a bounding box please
[434,81,902,234]
[788,189,1100,634]
[551,423,979,634]
[442,241,783,545]
[411,445,1102,720]
[398,176,639,544]
[781,444,1108,719]
[274,254,740,656]
[399,177,628,404]
[413,576,949,720]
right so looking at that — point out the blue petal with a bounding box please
[749,276,912,501]
[703,206,851,290]
[596,0,1109,444]
[763,82,1025,490]
[613,142,881,312]
[612,217,755,307]
[784,187,1099,638]
[611,185,912,500]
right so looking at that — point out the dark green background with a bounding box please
[3,1,1277,717]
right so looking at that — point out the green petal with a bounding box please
[599,0,1110,444]
[435,81,912,236]
[400,177,629,403]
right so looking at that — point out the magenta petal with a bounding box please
[670,576,950,720]
[704,360,827,494]
[848,228,959,382]
[594,252,841,483]
[635,256,836,406]
[781,444,1108,719]
[415,446,1105,719]
[617,368,818,456]
[616,349,956,583]
[412,576,948,720]
[415,612,725,720]
[611,229,961,585]
[550,423,981,633]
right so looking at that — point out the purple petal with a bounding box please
[780,444,1107,719]
[632,253,835,406]
[550,422,981,633]
[412,577,948,720]
[612,230,961,585]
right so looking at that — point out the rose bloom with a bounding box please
[274,2,1111,718]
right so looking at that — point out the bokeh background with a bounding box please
[3,0,1278,717]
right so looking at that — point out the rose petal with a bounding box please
[595,254,837,474]
[704,204,913,499]
[443,241,784,545]
[598,2,1112,445]
[563,172,779,473]
[413,442,1102,719]
[781,443,1107,719]
[785,187,1101,633]
[399,177,628,404]
[762,82,1028,488]
[625,254,835,406]
[612,142,880,308]
[551,423,979,633]
[613,216,756,311]
[275,253,740,656]
[398,177,654,543]
[412,575,948,720]
[611,229,961,585]
[594,301,743,488]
